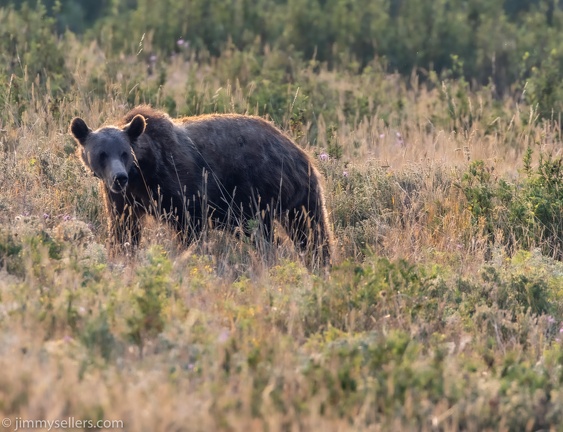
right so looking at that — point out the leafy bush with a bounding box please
[301,258,446,333]
[0,3,70,123]
[462,148,563,258]
[126,246,174,356]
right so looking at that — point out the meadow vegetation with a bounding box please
[2,1,563,430]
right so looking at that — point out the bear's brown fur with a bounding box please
[70,106,333,267]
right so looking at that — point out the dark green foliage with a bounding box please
[1,0,563,121]
[302,258,444,333]
[80,312,116,362]
[4,1,563,116]
[126,246,173,356]
[26,230,63,261]
[302,330,440,420]
[0,2,70,122]
[460,160,496,236]
[0,232,23,276]
[461,149,563,258]
[459,263,552,318]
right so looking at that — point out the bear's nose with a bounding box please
[114,173,128,188]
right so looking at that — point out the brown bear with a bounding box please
[70,106,333,267]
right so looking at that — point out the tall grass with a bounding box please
[2,30,563,431]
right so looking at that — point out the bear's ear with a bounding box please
[124,114,146,142]
[70,117,91,145]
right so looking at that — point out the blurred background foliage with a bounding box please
[1,0,563,117]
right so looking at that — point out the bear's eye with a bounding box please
[121,151,129,161]
[99,151,108,162]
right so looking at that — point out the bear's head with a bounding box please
[70,115,146,193]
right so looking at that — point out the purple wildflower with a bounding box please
[218,329,230,343]
[319,152,329,162]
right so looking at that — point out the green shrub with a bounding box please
[80,312,116,362]
[302,258,444,333]
[461,149,563,258]
[126,246,174,357]
[0,231,23,276]
[0,3,70,122]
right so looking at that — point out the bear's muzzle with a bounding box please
[108,159,129,193]
[112,173,128,192]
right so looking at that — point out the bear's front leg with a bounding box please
[103,186,143,251]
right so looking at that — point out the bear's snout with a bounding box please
[112,172,129,192]
[106,158,129,193]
